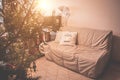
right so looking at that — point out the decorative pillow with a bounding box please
[55,31,68,42]
[59,31,77,45]
[55,31,64,42]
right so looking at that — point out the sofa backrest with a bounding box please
[60,27,112,50]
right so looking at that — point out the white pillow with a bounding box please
[55,31,68,42]
[55,31,63,42]
[59,31,77,45]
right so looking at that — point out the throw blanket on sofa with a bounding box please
[42,27,112,78]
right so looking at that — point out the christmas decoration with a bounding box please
[0,0,45,79]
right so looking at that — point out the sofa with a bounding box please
[41,27,112,79]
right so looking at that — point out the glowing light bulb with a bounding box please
[36,0,54,16]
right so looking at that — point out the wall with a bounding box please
[68,0,120,35]
[67,0,120,62]
[48,0,120,62]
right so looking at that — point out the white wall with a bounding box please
[68,0,120,36]
[49,0,120,61]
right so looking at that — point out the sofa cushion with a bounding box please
[44,41,79,71]
[47,41,78,61]
[55,31,64,42]
[59,31,77,46]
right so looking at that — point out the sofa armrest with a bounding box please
[95,50,111,78]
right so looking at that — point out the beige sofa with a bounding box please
[42,27,112,78]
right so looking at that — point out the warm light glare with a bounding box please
[40,0,49,10]
[36,0,54,16]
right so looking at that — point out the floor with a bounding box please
[28,57,120,80]
[28,57,93,80]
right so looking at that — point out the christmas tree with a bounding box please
[0,0,44,79]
